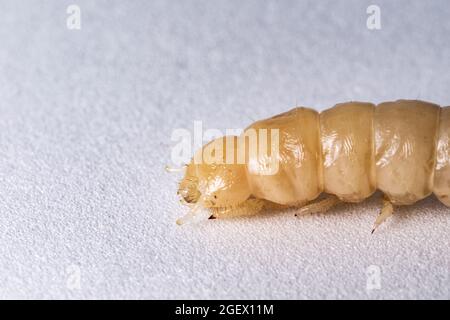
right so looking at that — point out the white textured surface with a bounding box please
[0,0,449,299]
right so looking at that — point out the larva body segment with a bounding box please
[177,100,450,228]
[434,106,450,206]
[245,108,323,206]
[375,101,440,205]
[319,102,376,203]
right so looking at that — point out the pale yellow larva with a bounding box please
[175,100,450,232]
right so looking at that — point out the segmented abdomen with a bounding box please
[245,100,450,207]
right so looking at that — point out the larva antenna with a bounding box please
[176,201,211,225]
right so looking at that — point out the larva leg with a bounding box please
[371,195,394,234]
[210,198,265,219]
[294,194,340,217]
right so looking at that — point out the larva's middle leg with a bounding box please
[294,194,340,217]
[371,195,394,234]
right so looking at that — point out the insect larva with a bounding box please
[175,100,450,232]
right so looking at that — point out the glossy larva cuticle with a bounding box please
[176,100,450,230]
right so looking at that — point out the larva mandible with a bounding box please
[174,100,450,232]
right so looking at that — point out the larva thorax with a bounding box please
[177,100,450,225]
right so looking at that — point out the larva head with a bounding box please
[178,136,251,211]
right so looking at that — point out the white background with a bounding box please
[0,0,448,299]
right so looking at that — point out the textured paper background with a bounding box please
[0,0,448,299]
